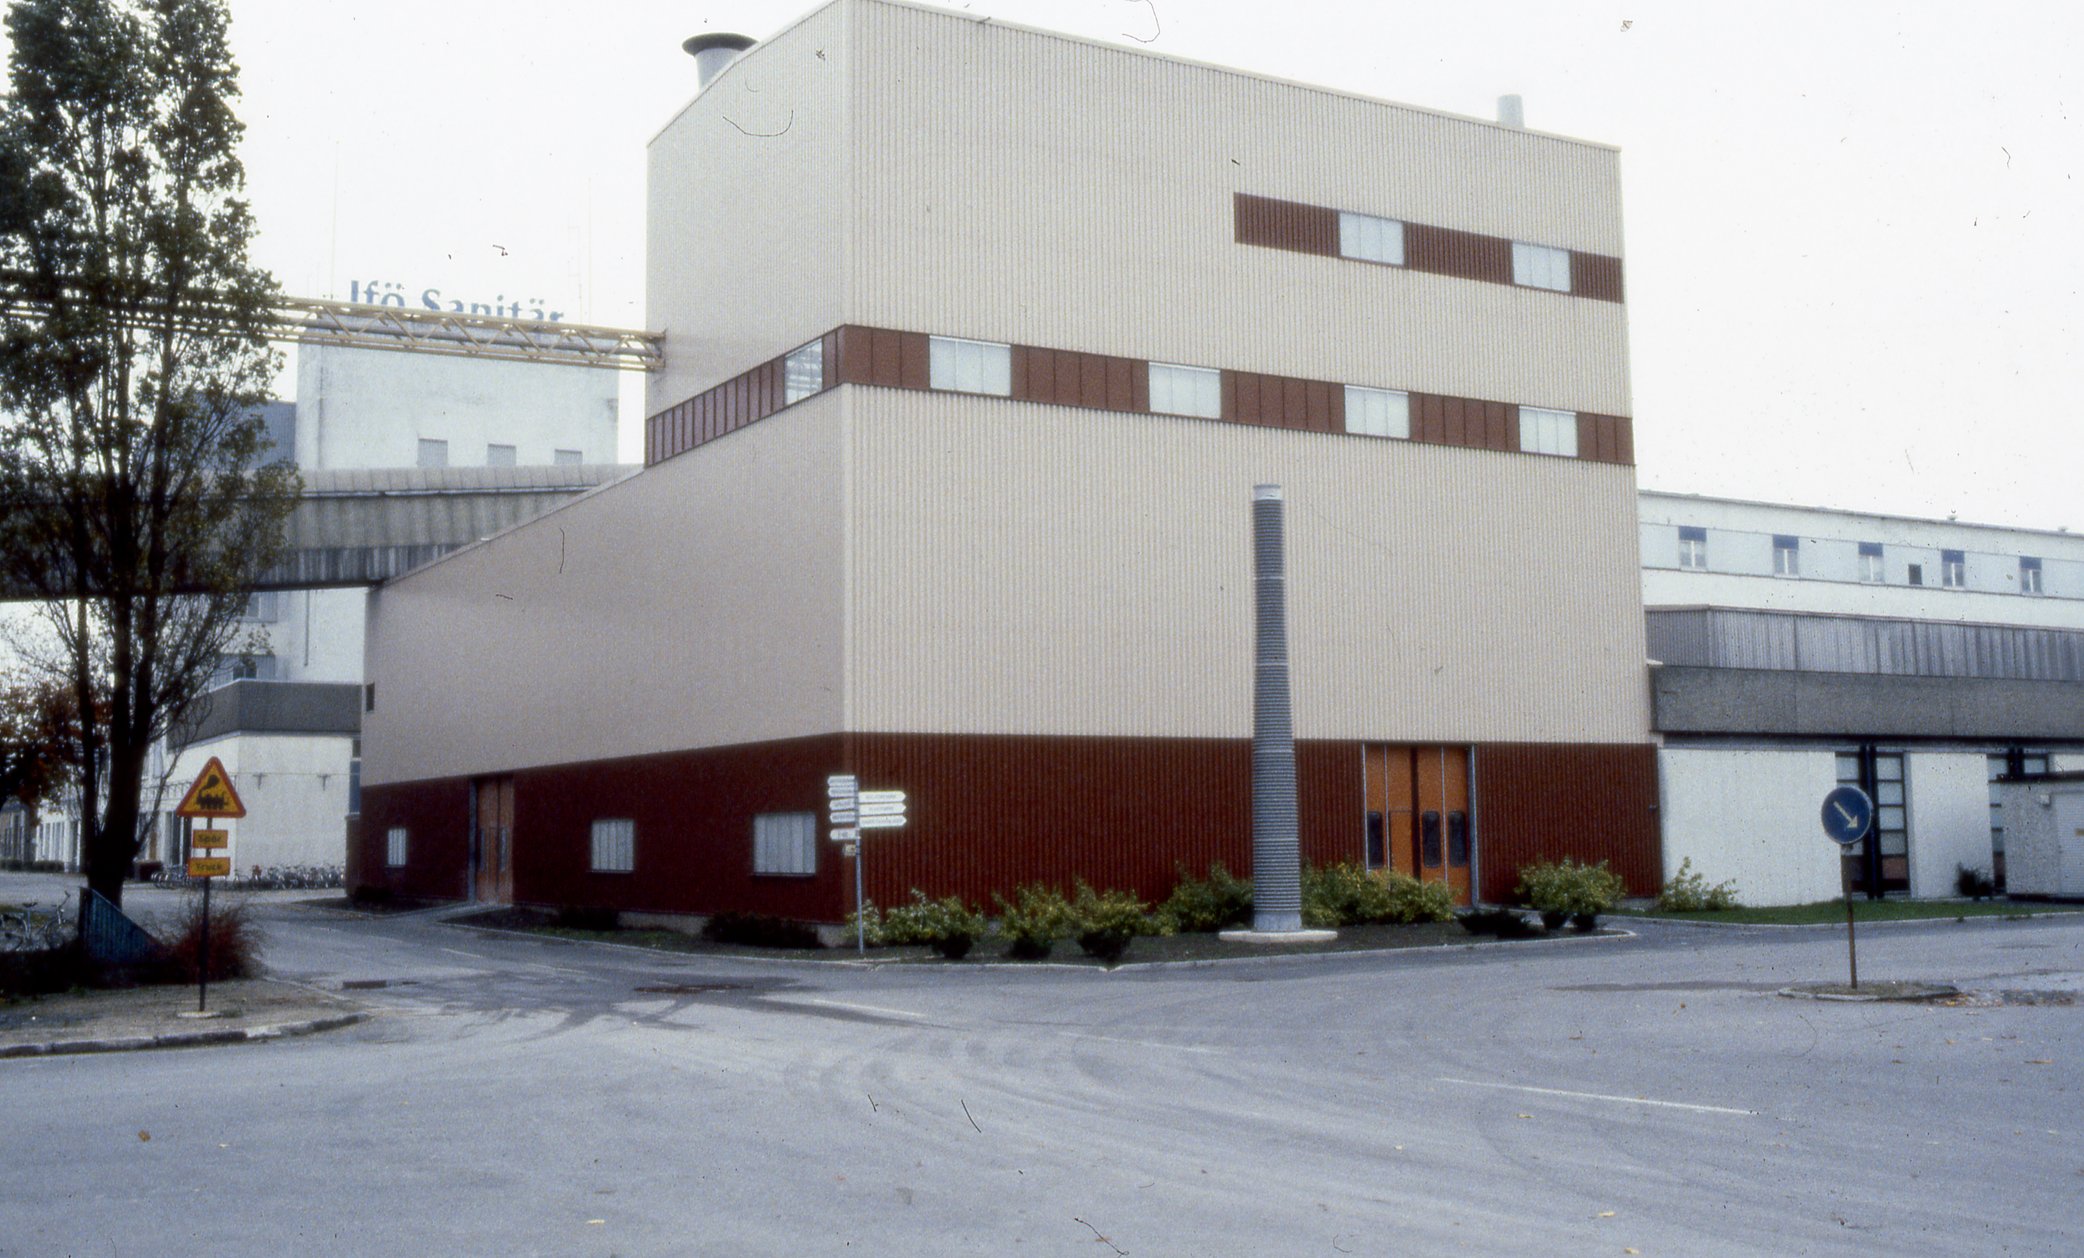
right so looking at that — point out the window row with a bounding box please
[1674,530,2052,593]
[415,439,585,469]
[382,815,823,877]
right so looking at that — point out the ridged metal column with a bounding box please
[1250,484,1302,932]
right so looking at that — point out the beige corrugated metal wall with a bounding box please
[846,1,1630,414]
[361,393,850,787]
[847,388,1651,743]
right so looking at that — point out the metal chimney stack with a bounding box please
[684,33,756,90]
[1248,484,1303,933]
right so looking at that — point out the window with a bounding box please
[1518,406,1577,457]
[385,827,408,868]
[590,818,636,873]
[1344,386,1410,439]
[1147,363,1221,418]
[552,449,583,466]
[2020,556,2043,595]
[486,443,517,467]
[1337,211,1404,265]
[363,682,376,713]
[1511,241,1571,292]
[416,438,449,469]
[1837,751,1907,895]
[784,339,825,405]
[1677,526,1706,570]
[1989,749,2048,882]
[1907,563,1924,586]
[753,812,817,876]
[1858,541,1884,583]
[241,591,280,622]
[928,336,1011,396]
[1773,535,1800,577]
[1941,549,1965,588]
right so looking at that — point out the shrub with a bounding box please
[155,895,263,983]
[1456,907,1539,939]
[1517,858,1627,928]
[702,912,823,950]
[1158,862,1254,933]
[1655,858,1742,912]
[843,901,885,946]
[878,890,986,959]
[1069,882,1153,964]
[1302,863,1456,927]
[994,884,1071,959]
[1955,864,1997,900]
[553,905,618,932]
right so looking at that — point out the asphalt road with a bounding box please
[3,888,2080,1257]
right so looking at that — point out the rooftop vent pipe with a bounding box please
[684,32,756,90]
[1497,94,1525,128]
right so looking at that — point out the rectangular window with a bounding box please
[1907,563,1923,586]
[1148,363,1222,418]
[783,339,825,405]
[1838,751,1908,894]
[752,812,817,877]
[385,827,407,868]
[416,438,449,469]
[1337,211,1404,265]
[1858,541,1885,583]
[1941,549,1965,588]
[2020,556,2043,595]
[928,336,1011,396]
[552,449,583,466]
[1511,241,1571,292]
[590,818,635,873]
[1677,526,1707,570]
[1773,535,1800,577]
[1518,406,1578,457]
[486,443,517,467]
[1344,386,1410,439]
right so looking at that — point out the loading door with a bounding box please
[473,776,515,905]
[1363,745,1472,905]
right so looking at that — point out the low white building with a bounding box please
[1642,491,2084,904]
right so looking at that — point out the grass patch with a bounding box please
[1619,898,2084,926]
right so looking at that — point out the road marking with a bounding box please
[438,947,486,960]
[1060,1032,1220,1056]
[1437,1077,1758,1116]
[778,997,930,1020]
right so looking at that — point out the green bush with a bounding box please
[1158,862,1254,933]
[880,890,986,959]
[554,905,618,932]
[1516,858,1627,928]
[702,912,823,949]
[1655,858,1741,913]
[843,900,885,946]
[1069,882,1154,964]
[994,883,1071,959]
[1302,863,1457,927]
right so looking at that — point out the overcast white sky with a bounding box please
[93,2,2084,528]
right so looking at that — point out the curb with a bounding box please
[0,1011,368,1060]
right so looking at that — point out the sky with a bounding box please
[35,1,2084,529]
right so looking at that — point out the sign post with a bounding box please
[1821,785,1874,991]
[828,775,906,956]
[174,757,248,1014]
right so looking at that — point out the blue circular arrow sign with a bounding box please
[1821,785,1874,847]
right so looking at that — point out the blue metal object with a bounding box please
[79,888,165,966]
[1821,785,1874,847]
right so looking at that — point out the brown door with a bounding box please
[1365,745,1472,905]
[473,777,515,905]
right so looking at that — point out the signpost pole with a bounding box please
[198,872,212,1013]
[1841,859,1858,991]
[1821,785,1871,993]
[855,844,866,957]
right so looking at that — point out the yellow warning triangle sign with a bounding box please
[175,755,247,819]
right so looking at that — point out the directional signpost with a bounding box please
[175,756,248,1013]
[1821,785,1874,990]
[829,775,907,955]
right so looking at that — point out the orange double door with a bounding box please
[1361,745,1472,905]
[473,776,515,905]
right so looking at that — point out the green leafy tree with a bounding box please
[0,0,294,904]
[0,674,76,858]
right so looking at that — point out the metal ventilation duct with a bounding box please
[683,32,756,90]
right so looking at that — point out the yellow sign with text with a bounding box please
[191,830,229,851]
[186,857,231,878]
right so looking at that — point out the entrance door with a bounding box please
[473,777,515,904]
[1363,745,1472,904]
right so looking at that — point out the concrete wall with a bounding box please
[1907,752,1996,897]
[1659,748,1843,906]
[1652,667,2084,742]
[1999,784,2084,896]
[165,734,354,870]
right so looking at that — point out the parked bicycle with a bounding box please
[0,890,74,952]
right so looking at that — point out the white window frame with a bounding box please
[752,812,817,877]
[485,443,517,467]
[385,827,408,868]
[1147,363,1222,418]
[2020,556,2043,595]
[1518,406,1577,457]
[1511,241,1572,292]
[1343,386,1410,439]
[1337,211,1404,266]
[1941,549,1966,589]
[783,339,825,405]
[928,336,1011,396]
[589,818,635,873]
[415,438,449,469]
[1677,527,1706,571]
[1858,543,1885,583]
[1773,535,1801,577]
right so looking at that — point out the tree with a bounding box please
[0,0,294,905]
[0,674,75,860]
